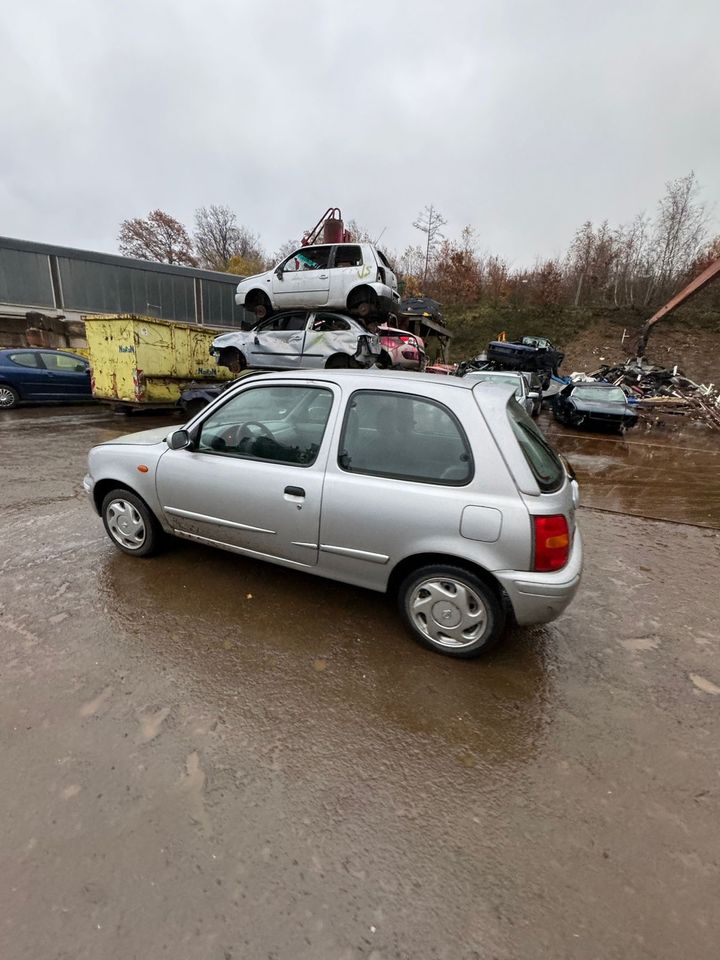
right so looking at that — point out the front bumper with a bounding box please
[494,527,583,626]
[83,474,100,514]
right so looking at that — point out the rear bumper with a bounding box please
[494,527,583,625]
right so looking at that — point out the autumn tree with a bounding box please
[194,205,265,273]
[413,204,447,286]
[118,209,196,265]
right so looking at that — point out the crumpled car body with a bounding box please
[210,310,382,372]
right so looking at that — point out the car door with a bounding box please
[38,351,91,399]
[247,312,308,368]
[3,351,49,398]
[300,313,355,368]
[271,246,331,307]
[327,244,366,306]
[155,381,338,566]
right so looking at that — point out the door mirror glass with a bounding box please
[167,429,192,450]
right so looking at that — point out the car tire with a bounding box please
[325,354,351,369]
[101,489,163,558]
[251,294,272,321]
[218,348,247,374]
[0,384,20,409]
[397,564,505,659]
[569,412,586,429]
[374,350,392,370]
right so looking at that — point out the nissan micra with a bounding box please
[84,371,582,658]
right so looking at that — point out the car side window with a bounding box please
[332,246,363,268]
[9,352,40,368]
[282,247,330,273]
[256,313,307,333]
[40,352,86,372]
[338,390,473,485]
[311,314,351,332]
[197,385,333,467]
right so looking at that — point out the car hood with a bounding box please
[102,426,173,445]
[571,399,630,415]
[212,331,244,348]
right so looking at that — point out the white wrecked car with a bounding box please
[235,242,400,320]
[211,310,384,372]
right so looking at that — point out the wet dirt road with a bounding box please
[1,405,719,960]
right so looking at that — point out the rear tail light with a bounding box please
[532,514,570,571]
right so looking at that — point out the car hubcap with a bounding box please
[0,387,16,408]
[409,578,488,649]
[106,499,146,550]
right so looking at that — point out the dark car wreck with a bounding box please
[553,382,639,432]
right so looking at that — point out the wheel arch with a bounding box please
[386,552,507,606]
[346,284,379,310]
[93,478,145,516]
[244,288,272,310]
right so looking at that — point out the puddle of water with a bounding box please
[544,417,720,528]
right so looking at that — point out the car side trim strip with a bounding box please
[291,541,318,550]
[164,506,276,536]
[319,544,390,564]
[174,530,311,566]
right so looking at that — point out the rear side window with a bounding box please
[338,390,473,485]
[333,246,363,268]
[507,399,564,492]
[9,352,39,368]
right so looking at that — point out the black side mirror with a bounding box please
[167,429,193,450]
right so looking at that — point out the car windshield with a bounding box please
[467,374,524,397]
[507,399,564,492]
[573,385,626,402]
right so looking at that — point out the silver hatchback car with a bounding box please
[84,371,582,658]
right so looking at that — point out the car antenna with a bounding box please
[373,227,387,245]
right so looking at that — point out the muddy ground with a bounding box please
[1,405,719,960]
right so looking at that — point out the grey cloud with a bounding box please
[1,0,718,265]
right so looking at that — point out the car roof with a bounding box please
[228,368,500,393]
[571,381,618,388]
[464,370,524,378]
[0,347,85,356]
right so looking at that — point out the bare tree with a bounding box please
[648,172,709,302]
[413,204,447,286]
[194,205,264,272]
[118,209,196,265]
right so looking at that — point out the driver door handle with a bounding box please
[284,486,305,498]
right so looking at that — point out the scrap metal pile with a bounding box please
[584,358,720,430]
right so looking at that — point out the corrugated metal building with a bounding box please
[0,236,248,347]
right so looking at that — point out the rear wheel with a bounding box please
[325,354,351,369]
[0,385,20,409]
[398,564,505,658]
[101,489,163,558]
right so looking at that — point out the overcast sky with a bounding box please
[1,0,718,267]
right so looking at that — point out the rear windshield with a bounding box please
[507,399,564,492]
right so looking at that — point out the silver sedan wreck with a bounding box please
[210,310,383,372]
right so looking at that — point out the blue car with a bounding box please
[0,348,93,409]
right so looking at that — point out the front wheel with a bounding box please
[0,384,20,409]
[397,564,505,658]
[101,489,163,557]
